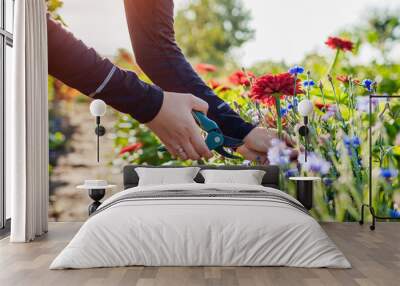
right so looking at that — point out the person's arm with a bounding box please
[47,15,212,160]
[123,0,255,140]
[47,14,163,123]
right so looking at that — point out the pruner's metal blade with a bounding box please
[215,146,242,159]
[222,135,244,148]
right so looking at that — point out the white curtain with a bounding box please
[7,0,49,242]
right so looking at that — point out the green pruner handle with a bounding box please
[192,111,219,132]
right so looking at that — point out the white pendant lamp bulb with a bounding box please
[90,99,107,117]
[298,99,314,163]
[90,99,107,163]
[298,99,314,117]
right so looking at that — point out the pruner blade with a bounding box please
[215,146,242,159]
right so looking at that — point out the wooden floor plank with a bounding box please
[0,222,399,286]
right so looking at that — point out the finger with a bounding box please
[158,134,179,158]
[175,145,188,160]
[191,95,209,114]
[237,145,267,164]
[164,143,178,159]
[290,149,299,162]
[282,132,296,147]
[178,136,200,160]
[189,126,213,159]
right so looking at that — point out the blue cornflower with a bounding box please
[288,65,305,75]
[285,168,299,178]
[380,168,398,179]
[343,136,360,148]
[362,79,374,92]
[389,209,400,218]
[299,153,331,175]
[352,136,361,147]
[268,139,292,166]
[322,177,333,186]
[343,136,361,156]
[303,80,315,88]
[280,107,288,117]
[343,136,351,146]
[287,103,293,110]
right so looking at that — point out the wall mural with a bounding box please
[47,0,400,222]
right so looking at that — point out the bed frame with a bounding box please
[123,165,281,190]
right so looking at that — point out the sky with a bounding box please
[59,0,399,67]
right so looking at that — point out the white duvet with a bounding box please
[50,183,351,269]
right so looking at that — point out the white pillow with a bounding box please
[135,167,200,186]
[200,169,266,185]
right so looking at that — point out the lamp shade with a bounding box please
[90,99,107,117]
[298,99,314,117]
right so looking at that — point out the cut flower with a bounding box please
[249,72,303,105]
[250,72,302,138]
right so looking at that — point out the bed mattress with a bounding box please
[50,183,350,269]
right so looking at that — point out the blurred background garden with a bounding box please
[47,0,400,222]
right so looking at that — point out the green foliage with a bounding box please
[351,8,400,63]
[46,0,65,24]
[49,131,66,150]
[111,14,400,221]
[175,0,254,65]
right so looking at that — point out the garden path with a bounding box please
[49,101,123,221]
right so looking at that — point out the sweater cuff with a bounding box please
[233,121,256,140]
[133,84,164,123]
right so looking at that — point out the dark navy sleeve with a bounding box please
[47,15,164,123]
[123,0,255,139]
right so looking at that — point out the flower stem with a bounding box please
[327,49,340,75]
[274,94,282,139]
[319,82,326,105]
[327,75,344,122]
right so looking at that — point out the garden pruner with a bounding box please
[159,111,244,159]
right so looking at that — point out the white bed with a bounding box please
[50,179,351,269]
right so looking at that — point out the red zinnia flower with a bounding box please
[336,75,360,85]
[249,72,303,106]
[325,36,353,52]
[208,79,230,92]
[314,101,331,111]
[119,142,143,156]
[228,70,255,86]
[195,63,217,74]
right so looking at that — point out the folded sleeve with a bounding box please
[123,0,255,139]
[47,14,164,123]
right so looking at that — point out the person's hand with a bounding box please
[236,127,297,164]
[146,91,213,160]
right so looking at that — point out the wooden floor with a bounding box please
[0,222,399,286]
